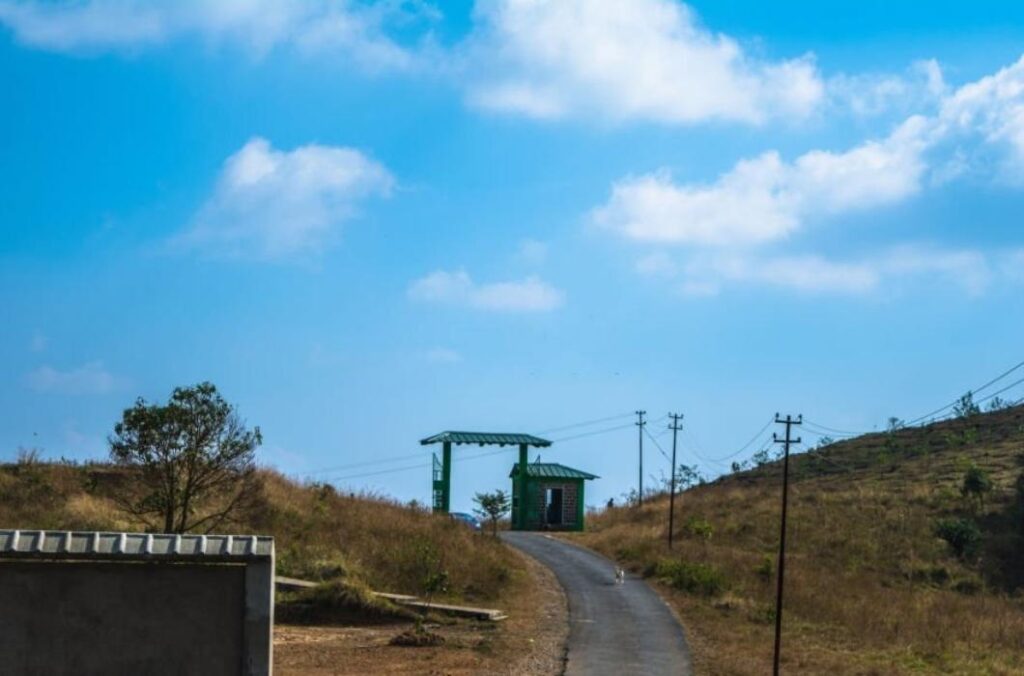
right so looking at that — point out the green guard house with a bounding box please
[509,462,598,532]
[420,430,598,531]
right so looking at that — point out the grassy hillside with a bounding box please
[572,406,1024,675]
[0,462,515,605]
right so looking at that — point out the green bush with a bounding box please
[934,517,982,559]
[654,558,726,596]
[683,516,714,540]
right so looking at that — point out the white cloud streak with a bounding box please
[177,137,393,261]
[464,0,823,124]
[0,0,432,70]
[638,246,998,298]
[25,361,122,395]
[408,269,564,312]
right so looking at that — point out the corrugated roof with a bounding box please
[509,462,599,480]
[0,530,274,561]
[420,431,552,447]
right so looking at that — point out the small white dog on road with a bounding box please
[614,566,625,584]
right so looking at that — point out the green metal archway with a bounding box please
[420,431,552,530]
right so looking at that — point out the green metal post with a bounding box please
[518,443,528,530]
[441,441,452,513]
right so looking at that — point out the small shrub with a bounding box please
[683,516,714,540]
[952,576,984,595]
[654,558,726,596]
[934,517,982,560]
[961,462,993,511]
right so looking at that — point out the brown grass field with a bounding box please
[0,460,566,674]
[570,405,1024,675]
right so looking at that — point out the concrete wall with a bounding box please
[0,561,245,675]
[0,531,274,676]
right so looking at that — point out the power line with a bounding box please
[550,421,635,443]
[801,420,866,437]
[905,357,1024,425]
[643,426,672,463]
[975,375,1024,406]
[533,412,635,435]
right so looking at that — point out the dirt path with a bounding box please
[502,532,693,676]
[274,544,567,675]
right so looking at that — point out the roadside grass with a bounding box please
[572,406,1024,675]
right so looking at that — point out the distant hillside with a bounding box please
[573,405,1024,675]
[0,462,516,604]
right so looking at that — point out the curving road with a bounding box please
[502,532,692,676]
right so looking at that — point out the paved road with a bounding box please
[502,532,692,676]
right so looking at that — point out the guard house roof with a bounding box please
[510,462,599,480]
[420,431,552,447]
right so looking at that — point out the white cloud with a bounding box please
[652,245,997,297]
[408,269,564,312]
[828,59,947,117]
[26,361,122,395]
[594,115,929,247]
[177,137,393,261]
[596,55,1024,258]
[937,55,1024,178]
[464,0,823,125]
[0,0,431,70]
[425,347,462,363]
[517,238,548,265]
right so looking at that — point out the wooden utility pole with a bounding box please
[636,410,646,506]
[772,413,801,676]
[667,413,683,548]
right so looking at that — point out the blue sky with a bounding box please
[2,0,1024,511]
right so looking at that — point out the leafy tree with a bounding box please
[109,382,261,533]
[961,462,993,511]
[815,435,835,450]
[472,490,511,536]
[887,417,905,433]
[751,448,771,467]
[953,392,981,418]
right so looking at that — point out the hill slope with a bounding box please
[0,463,514,605]
[572,406,1024,675]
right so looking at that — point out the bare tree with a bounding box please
[109,382,261,533]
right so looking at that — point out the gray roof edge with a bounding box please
[0,530,274,560]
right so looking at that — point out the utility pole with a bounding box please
[635,410,646,506]
[772,413,802,676]
[667,413,684,548]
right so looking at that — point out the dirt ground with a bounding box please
[275,547,568,675]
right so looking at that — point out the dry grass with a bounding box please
[0,463,517,605]
[571,406,1024,675]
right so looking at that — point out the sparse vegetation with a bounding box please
[571,404,1024,675]
[472,489,511,536]
[0,462,519,606]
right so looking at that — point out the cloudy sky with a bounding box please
[2,0,1024,510]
